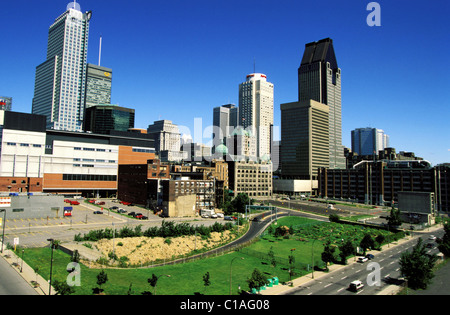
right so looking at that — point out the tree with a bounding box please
[329,214,340,223]
[399,238,438,290]
[71,249,80,263]
[232,193,253,213]
[267,246,276,268]
[339,240,355,264]
[203,272,211,295]
[53,279,75,295]
[93,270,108,294]
[388,207,402,227]
[147,273,158,295]
[321,241,336,271]
[437,222,450,257]
[247,268,267,294]
[360,234,375,255]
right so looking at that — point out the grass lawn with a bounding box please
[18,216,402,295]
[18,246,294,295]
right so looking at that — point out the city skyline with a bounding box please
[1,0,449,165]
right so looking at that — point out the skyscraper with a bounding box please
[280,100,329,179]
[239,73,274,160]
[212,104,238,154]
[32,2,92,132]
[298,38,345,169]
[351,127,390,156]
[85,63,112,109]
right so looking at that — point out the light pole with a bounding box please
[154,274,171,295]
[47,238,55,295]
[229,257,244,295]
[311,239,318,279]
[0,209,6,253]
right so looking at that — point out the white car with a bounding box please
[357,257,368,263]
[216,213,224,218]
[211,214,218,219]
[429,235,437,240]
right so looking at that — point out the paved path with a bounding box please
[0,245,52,295]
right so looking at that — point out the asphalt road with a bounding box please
[284,229,445,295]
[0,254,38,295]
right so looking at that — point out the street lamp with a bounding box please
[311,239,318,279]
[229,257,244,295]
[47,238,55,295]
[0,209,6,254]
[154,274,171,295]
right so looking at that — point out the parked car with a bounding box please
[348,280,364,292]
[110,206,118,210]
[429,235,437,240]
[211,214,218,219]
[357,257,368,263]
[118,208,127,213]
[365,254,375,260]
[216,213,224,218]
[141,216,148,220]
[224,216,233,221]
[128,212,136,217]
[93,211,103,214]
[69,201,80,205]
[426,243,435,249]
[135,213,143,219]
[201,214,210,218]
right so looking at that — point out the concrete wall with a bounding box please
[0,194,65,220]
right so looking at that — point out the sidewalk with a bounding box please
[260,224,443,295]
[0,244,53,295]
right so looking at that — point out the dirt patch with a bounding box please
[92,231,235,266]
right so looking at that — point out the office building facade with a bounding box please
[85,63,112,109]
[212,104,238,154]
[280,100,329,180]
[351,127,390,156]
[239,73,274,160]
[32,2,91,132]
[298,38,345,169]
[84,105,135,134]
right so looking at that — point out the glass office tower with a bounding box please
[32,2,92,132]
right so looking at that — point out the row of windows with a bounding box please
[63,174,117,181]
[7,143,42,148]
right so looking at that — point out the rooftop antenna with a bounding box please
[253,58,256,73]
[98,34,102,66]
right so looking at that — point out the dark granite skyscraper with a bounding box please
[298,38,345,169]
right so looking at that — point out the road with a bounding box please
[284,229,445,295]
[0,254,38,295]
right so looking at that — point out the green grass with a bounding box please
[18,216,402,295]
[19,246,294,295]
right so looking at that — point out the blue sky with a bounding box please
[1,0,449,165]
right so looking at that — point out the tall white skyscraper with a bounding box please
[239,73,274,159]
[32,2,92,132]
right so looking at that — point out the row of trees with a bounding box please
[74,221,234,242]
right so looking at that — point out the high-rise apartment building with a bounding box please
[85,63,112,109]
[351,127,390,156]
[298,38,345,169]
[32,2,92,132]
[239,73,274,160]
[212,104,238,154]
